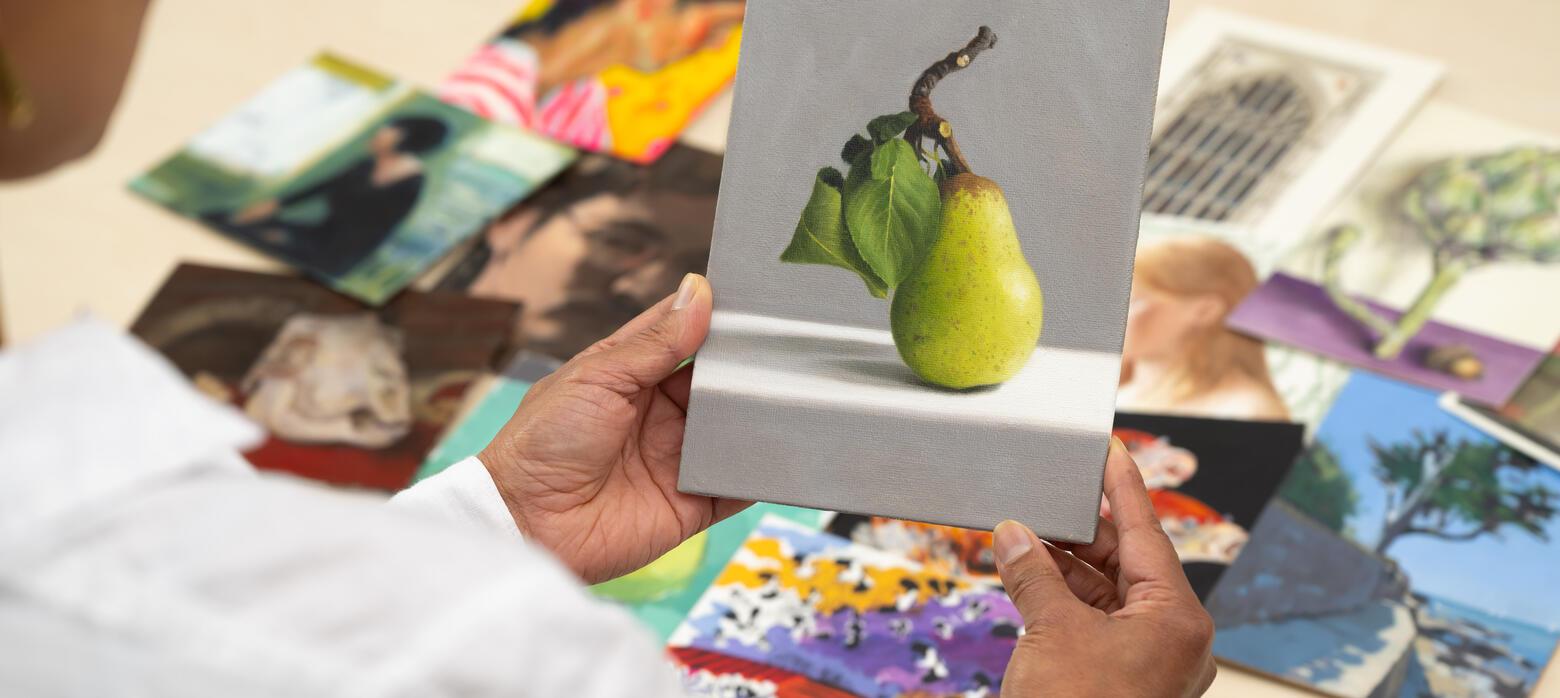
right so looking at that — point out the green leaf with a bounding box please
[841,134,872,165]
[866,111,918,144]
[781,167,889,298]
[844,139,942,286]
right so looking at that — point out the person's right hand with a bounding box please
[230,198,279,225]
[992,437,1217,697]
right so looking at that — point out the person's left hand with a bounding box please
[478,273,750,583]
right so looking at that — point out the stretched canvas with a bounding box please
[1441,343,1560,469]
[1206,372,1560,698]
[827,413,1304,600]
[439,0,741,163]
[131,53,575,305]
[130,264,520,491]
[668,516,1020,697]
[1144,8,1440,246]
[1229,103,1560,405]
[678,0,1170,542]
[437,144,722,360]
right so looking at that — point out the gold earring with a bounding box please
[0,41,35,130]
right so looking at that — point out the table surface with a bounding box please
[2,0,1557,694]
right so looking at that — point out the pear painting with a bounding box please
[780,27,1043,389]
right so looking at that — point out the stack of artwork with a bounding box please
[108,1,1560,696]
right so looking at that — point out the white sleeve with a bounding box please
[387,456,523,543]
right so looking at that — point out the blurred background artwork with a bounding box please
[1233,105,1560,405]
[1207,373,1560,698]
[129,264,519,490]
[438,0,743,163]
[132,53,575,304]
[1443,345,1560,469]
[436,144,721,359]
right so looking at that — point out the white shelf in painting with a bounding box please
[693,311,1119,433]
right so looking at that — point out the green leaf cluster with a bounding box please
[1279,441,1359,535]
[779,111,942,297]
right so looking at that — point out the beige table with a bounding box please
[1,0,1556,695]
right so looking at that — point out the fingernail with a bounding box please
[672,273,699,310]
[1110,435,1127,455]
[993,520,1033,565]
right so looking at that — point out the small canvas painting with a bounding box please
[131,53,575,305]
[827,413,1304,600]
[678,0,1171,541]
[1206,372,1560,698]
[1228,102,1560,406]
[130,264,520,491]
[439,0,742,163]
[437,144,722,360]
[668,516,1020,697]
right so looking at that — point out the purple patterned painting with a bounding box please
[1228,273,1546,406]
[668,516,1019,697]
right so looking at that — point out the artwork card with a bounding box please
[1440,344,1560,470]
[678,0,1171,542]
[437,144,722,360]
[1144,8,1440,246]
[129,264,520,491]
[1205,372,1560,698]
[1229,103,1560,405]
[439,0,742,163]
[668,516,1020,697]
[1121,223,1351,426]
[131,53,575,305]
[827,413,1304,600]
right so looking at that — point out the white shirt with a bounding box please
[0,319,688,697]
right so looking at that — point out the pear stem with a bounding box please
[907,26,996,177]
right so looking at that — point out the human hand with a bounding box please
[230,198,279,225]
[993,437,1216,697]
[478,273,750,583]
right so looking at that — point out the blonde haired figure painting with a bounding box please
[1118,237,1289,421]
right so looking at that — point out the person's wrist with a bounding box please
[475,448,533,540]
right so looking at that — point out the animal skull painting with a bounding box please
[241,313,413,448]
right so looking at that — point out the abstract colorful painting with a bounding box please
[669,516,1020,697]
[439,0,742,163]
[132,53,574,305]
[1206,372,1560,697]
[130,264,520,491]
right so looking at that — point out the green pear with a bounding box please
[890,172,1043,389]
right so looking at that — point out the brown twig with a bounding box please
[907,26,997,176]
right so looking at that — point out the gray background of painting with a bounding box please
[705,0,1168,352]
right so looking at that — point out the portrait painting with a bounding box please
[438,144,721,360]
[131,53,575,305]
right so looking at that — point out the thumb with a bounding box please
[993,520,1078,626]
[576,273,712,394]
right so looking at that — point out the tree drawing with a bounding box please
[1322,147,1560,373]
[1280,441,1360,534]
[1368,429,1557,555]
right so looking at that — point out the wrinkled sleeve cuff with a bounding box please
[388,456,522,543]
